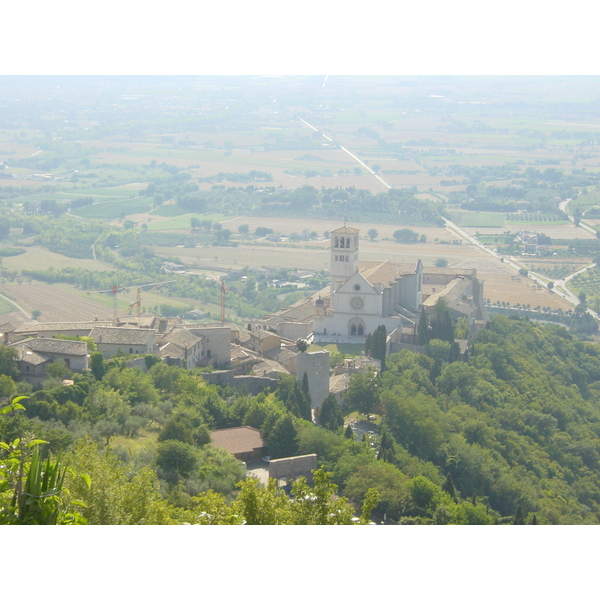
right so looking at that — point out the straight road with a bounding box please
[299,118,598,319]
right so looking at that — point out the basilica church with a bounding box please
[312,225,423,342]
[248,225,488,346]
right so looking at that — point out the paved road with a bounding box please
[559,197,597,236]
[299,119,391,191]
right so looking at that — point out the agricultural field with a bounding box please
[463,222,596,240]
[0,283,114,322]
[1,246,115,273]
[568,267,600,305]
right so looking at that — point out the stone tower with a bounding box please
[330,225,360,296]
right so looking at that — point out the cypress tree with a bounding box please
[365,333,373,356]
[377,426,396,463]
[318,394,344,431]
[297,376,312,421]
[530,514,538,525]
[513,505,525,525]
[344,424,355,440]
[417,311,429,346]
[441,473,457,501]
[371,325,387,371]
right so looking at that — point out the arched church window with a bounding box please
[351,324,357,336]
[334,237,339,248]
[346,237,350,247]
[340,237,345,248]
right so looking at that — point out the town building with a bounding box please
[10,337,89,388]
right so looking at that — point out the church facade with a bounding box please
[311,225,486,344]
[312,226,423,343]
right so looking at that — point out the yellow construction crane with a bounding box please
[87,285,127,321]
[131,280,176,317]
[210,272,229,324]
[88,281,175,320]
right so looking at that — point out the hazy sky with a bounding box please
[3,0,597,75]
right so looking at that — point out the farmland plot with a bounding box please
[0,283,114,322]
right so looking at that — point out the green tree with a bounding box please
[1,397,87,525]
[367,228,378,241]
[0,374,17,399]
[46,360,72,380]
[233,477,291,525]
[301,372,312,414]
[435,258,448,267]
[156,440,199,483]
[90,351,106,381]
[431,297,454,343]
[393,228,419,243]
[266,414,300,458]
[318,394,344,431]
[513,505,525,525]
[0,346,19,379]
[65,438,175,524]
[371,325,387,371]
[289,468,355,525]
[377,426,396,464]
[345,369,380,421]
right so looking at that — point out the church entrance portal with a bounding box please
[349,319,365,337]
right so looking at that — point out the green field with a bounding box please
[2,247,115,272]
[0,295,17,314]
[73,197,154,219]
[146,213,228,231]
[308,342,365,355]
[449,212,505,227]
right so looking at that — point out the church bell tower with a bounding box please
[330,225,360,295]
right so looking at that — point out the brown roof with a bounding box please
[211,426,265,455]
[91,327,155,345]
[331,225,360,234]
[12,321,112,334]
[13,337,88,356]
[359,260,418,289]
[422,277,472,308]
[160,329,201,349]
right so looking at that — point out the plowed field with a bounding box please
[0,283,114,322]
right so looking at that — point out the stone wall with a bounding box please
[200,370,278,394]
[268,454,318,483]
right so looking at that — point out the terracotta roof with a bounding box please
[331,226,360,234]
[251,329,280,340]
[211,426,265,455]
[16,348,49,366]
[359,260,418,289]
[422,267,475,277]
[422,277,471,308]
[160,329,201,350]
[91,327,154,345]
[16,338,88,356]
[12,321,112,334]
